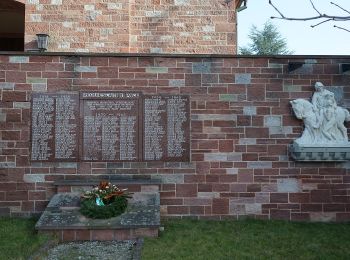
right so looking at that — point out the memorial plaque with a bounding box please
[80,92,141,161]
[31,93,79,161]
[31,92,190,162]
[143,95,190,161]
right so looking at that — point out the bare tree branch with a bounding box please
[331,2,350,15]
[269,0,350,32]
[309,0,321,16]
[334,25,350,32]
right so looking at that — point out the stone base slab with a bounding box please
[36,192,160,242]
[290,143,350,161]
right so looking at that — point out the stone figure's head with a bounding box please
[314,82,324,92]
[290,99,313,119]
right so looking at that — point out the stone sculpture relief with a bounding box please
[290,82,350,146]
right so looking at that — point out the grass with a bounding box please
[1,217,349,259]
[142,218,350,260]
[0,217,50,260]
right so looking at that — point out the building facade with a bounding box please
[1,0,240,54]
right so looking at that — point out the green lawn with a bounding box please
[0,217,50,260]
[142,219,350,260]
[1,217,349,259]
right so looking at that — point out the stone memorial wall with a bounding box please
[1,53,350,222]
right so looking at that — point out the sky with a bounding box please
[237,0,350,55]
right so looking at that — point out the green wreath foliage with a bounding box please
[79,196,128,219]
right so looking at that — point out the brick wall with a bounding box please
[23,0,236,54]
[1,53,350,221]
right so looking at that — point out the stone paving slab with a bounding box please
[31,240,143,260]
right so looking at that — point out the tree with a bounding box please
[269,0,350,32]
[239,21,292,55]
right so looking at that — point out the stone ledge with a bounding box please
[290,144,350,161]
[54,177,162,187]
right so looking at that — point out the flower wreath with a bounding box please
[79,181,132,219]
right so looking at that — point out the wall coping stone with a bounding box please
[54,178,162,186]
[1,51,350,59]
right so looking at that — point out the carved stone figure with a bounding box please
[290,82,350,146]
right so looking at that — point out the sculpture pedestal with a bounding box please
[290,142,350,161]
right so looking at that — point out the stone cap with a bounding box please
[54,178,162,187]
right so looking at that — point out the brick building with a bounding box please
[0,0,350,222]
[0,0,244,54]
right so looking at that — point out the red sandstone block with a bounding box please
[34,201,49,212]
[160,198,183,205]
[270,193,288,203]
[336,213,350,222]
[21,201,34,212]
[2,91,26,102]
[300,204,322,212]
[185,74,201,86]
[247,184,261,192]
[188,205,205,215]
[206,175,220,183]
[161,184,175,191]
[90,57,108,66]
[270,209,290,220]
[310,190,331,203]
[332,196,349,203]
[198,184,213,192]
[219,175,237,183]
[242,153,259,161]
[0,183,16,191]
[6,191,28,201]
[21,63,45,72]
[291,213,310,222]
[97,67,118,78]
[62,230,76,242]
[47,79,72,91]
[191,154,204,161]
[238,172,253,183]
[198,140,218,149]
[220,162,234,168]
[219,140,233,152]
[289,193,310,203]
[16,156,29,167]
[107,57,128,67]
[247,86,265,101]
[245,128,269,138]
[212,184,230,192]
[212,198,229,214]
[208,87,227,94]
[167,206,189,215]
[114,229,133,240]
[184,175,205,183]
[268,145,287,155]
[160,191,176,197]
[323,204,345,212]
[176,184,197,197]
[29,191,46,200]
[92,230,114,241]
[206,101,229,109]
[196,162,210,174]
[76,230,91,241]
[6,71,26,83]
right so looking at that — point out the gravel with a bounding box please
[45,240,138,260]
